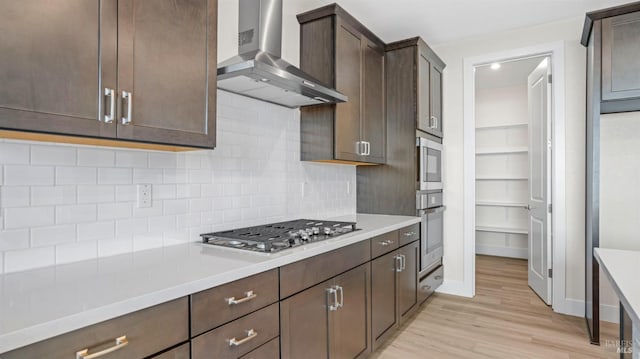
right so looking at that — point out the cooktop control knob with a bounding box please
[312,227,320,235]
[324,227,332,236]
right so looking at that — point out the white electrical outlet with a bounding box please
[137,184,152,208]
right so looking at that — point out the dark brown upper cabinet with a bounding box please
[392,38,446,138]
[0,0,216,150]
[602,12,640,102]
[298,4,386,165]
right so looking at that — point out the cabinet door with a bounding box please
[417,52,431,133]
[117,0,216,148]
[335,20,363,162]
[602,12,640,101]
[0,0,117,138]
[371,251,398,349]
[280,278,332,359]
[330,263,370,359]
[398,241,419,323]
[430,65,443,137]
[362,41,386,164]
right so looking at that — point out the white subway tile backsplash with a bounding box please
[0,91,355,273]
[56,167,96,185]
[97,202,132,220]
[31,145,76,165]
[31,186,76,206]
[149,152,177,168]
[78,221,115,241]
[0,186,29,207]
[98,168,132,185]
[164,199,188,215]
[0,229,30,251]
[0,142,30,164]
[4,165,54,186]
[78,185,115,203]
[55,241,97,265]
[4,246,55,272]
[4,207,54,229]
[115,151,148,168]
[56,204,97,224]
[31,224,76,247]
[116,218,148,237]
[77,148,115,167]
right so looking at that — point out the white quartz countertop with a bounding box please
[594,248,640,326]
[0,213,419,353]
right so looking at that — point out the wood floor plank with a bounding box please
[370,255,618,358]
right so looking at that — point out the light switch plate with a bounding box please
[137,184,152,208]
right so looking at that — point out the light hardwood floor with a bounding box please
[371,255,619,358]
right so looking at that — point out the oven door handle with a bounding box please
[422,206,446,214]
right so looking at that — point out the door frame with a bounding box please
[461,41,567,313]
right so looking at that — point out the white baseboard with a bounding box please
[476,245,527,259]
[560,298,619,324]
[436,279,473,298]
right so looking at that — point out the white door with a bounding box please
[527,57,552,305]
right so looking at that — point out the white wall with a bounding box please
[600,111,640,310]
[0,91,356,274]
[432,18,588,306]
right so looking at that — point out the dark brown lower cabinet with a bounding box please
[280,263,371,359]
[371,241,419,350]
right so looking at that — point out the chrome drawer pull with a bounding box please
[434,275,442,280]
[226,290,257,305]
[327,286,339,311]
[404,231,416,237]
[103,88,115,123]
[378,239,394,246]
[76,336,128,359]
[227,329,258,347]
[121,91,132,125]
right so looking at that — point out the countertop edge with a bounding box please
[594,248,640,326]
[0,215,420,353]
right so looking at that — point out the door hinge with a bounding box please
[548,74,552,84]
[548,268,553,278]
[548,203,552,213]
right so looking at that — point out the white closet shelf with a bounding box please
[475,147,528,155]
[475,176,528,181]
[476,226,528,235]
[476,201,528,208]
[476,123,528,130]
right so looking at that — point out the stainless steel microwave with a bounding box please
[417,137,442,190]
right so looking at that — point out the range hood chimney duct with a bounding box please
[217,0,347,108]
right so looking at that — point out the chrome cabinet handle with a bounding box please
[327,286,339,311]
[434,275,442,280]
[378,239,394,246]
[395,256,403,272]
[430,116,438,129]
[104,88,116,123]
[366,142,371,156]
[336,285,344,309]
[422,285,432,291]
[76,336,128,359]
[355,141,362,155]
[403,231,416,237]
[227,329,258,347]
[401,254,406,271]
[121,91,132,125]
[226,290,257,305]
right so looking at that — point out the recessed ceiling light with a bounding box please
[490,63,501,70]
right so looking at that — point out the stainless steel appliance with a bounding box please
[200,219,358,253]
[417,137,443,190]
[217,0,347,108]
[417,190,444,276]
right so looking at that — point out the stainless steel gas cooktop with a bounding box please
[200,219,358,253]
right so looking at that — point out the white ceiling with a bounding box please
[297,0,633,45]
[475,56,546,90]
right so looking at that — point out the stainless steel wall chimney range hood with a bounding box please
[217,0,347,108]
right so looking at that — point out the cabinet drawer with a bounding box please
[2,297,188,359]
[418,266,443,303]
[371,231,399,258]
[280,240,370,298]
[398,223,420,246]
[240,337,280,359]
[151,343,190,359]
[191,269,279,336]
[192,303,279,359]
